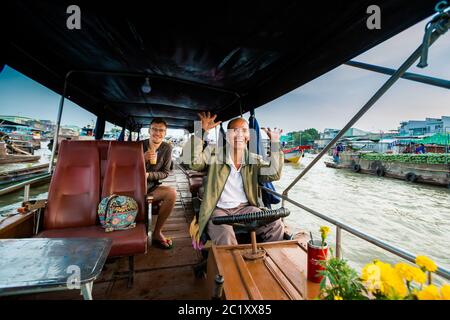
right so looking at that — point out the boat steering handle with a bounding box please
[212,207,290,225]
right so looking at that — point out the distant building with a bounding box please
[0,115,33,125]
[399,116,450,136]
[61,125,81,134]
[29,119,55,131]
[0,115,55,132]
[314,128,369,149]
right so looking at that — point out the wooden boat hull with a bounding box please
[284,151,303,163]
[0,164,48,186]
[324,161,339,168]
[325,153,450,187]
[0,155,40,164]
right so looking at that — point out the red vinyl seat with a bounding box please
[100,141,148,256]
[40,140,100,231]
[37,140,149,259]
[96,140,110,186]
[38,224,147,257]
[189,177,204,197]
[187,170,206,178]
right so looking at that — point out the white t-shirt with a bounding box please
[216,159,249,209]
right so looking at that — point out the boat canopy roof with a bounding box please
[3,1,435,131]
[417,133,450,145]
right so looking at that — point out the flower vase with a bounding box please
[307,240,328,283]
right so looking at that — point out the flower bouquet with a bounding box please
[315,227,450,300]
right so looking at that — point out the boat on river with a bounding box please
[283,146,311,163]
[0,1,449,301]
[0,142,40,165]
[0,164,48,187]
[325,151,450,187]
[283,148,303,163]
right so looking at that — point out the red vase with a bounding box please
[307,240,328,283]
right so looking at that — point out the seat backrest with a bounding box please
[101,141,147,222]
[44,140,100,229]
[96,140,110,186]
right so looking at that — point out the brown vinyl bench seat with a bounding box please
[35,140,150,259]
[37,224,147,257]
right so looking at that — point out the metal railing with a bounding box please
[262,186,450,282]
[0,174,51,196]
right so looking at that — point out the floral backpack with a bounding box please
[98,194,138,232]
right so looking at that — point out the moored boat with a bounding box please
[326,151,450,187]
[0,142,40,164]
[0,164,48,186]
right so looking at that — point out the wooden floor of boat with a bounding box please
[16,169,209,300]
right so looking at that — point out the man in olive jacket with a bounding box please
[184,112,284,247]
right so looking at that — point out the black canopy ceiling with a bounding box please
[4,1,436,131]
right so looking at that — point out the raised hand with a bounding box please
[198,111,222,131]
[261,127,283,142]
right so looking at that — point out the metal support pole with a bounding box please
[281,21,448,204]
[48,76,69,173]
[212,274,224,300]
[345,61,450,90]
[80,282,93,300]
[336,226,342,259]
[23,184,30,202]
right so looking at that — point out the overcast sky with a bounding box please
[0,17,449,136]
[253,19,450,133]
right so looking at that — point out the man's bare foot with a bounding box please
[152,231,173,249]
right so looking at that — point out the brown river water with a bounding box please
[276,154,449,283]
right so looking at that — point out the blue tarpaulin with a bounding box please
[249,109,280,208]
[117,126,125,141]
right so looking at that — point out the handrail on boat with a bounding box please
[0,173,51,197]
[261,186,450,282]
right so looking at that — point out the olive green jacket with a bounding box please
[184,130,284,238]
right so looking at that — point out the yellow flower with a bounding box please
[415,256,437,273]
[376,261,408,299]
[320,226,330,245]
[394,263,426,284]
[416,285,440,300]
[361,263,384,293]
[334,295,343,300]
[441,284,450,300]
[320,226,330,235]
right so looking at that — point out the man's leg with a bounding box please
[151,185,177,243]
[234,205,285,242]
[207,207,238,246]
[256,219,285,242]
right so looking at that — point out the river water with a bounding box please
[276,154,450,282]
[1,148,449,282]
